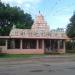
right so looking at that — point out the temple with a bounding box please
[0,12,68,54]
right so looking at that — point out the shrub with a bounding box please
[66,40,75,53]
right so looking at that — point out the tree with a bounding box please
[66,12,75,51]
[16,13,33,29]
[66,12,75,38]
[0,1,33,36]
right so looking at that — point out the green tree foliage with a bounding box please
[66,12,75,38]
[0,1,33,36]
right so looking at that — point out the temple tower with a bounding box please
[31,12,49,33]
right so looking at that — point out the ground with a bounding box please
[0,54,75,75]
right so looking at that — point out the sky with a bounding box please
[1,0,75,29]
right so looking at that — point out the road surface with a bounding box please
[0,55,75,75]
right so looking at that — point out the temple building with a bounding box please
[0,12,68,54]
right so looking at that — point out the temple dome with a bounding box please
[31,12,49,33]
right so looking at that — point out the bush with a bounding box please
[66,40,75,53]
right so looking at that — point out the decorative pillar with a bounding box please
[20,39,22,49]
[42,39,44,50]
[36,40,39,49]
[6,39,8,49]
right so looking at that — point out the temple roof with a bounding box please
[9,12,68,39]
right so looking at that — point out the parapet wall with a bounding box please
[2,49,44,54]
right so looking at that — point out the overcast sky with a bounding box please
[1,0,75,29]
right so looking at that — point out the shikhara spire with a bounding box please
[32,11,49,33]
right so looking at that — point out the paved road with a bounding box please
[0,56,75,75]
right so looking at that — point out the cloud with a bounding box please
[25,3,31,8]
[1,0,42,7]
[1,0,42,15]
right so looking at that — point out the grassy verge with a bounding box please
[0,54,47,59]
[0,53,65,58]
[0,53,75,59]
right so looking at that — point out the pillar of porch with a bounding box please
[5,39,8,49]
[63,40,66,53]
[36,40,39,49]
[58,40,60,49]
[49,40,51,50]
[57,40,60,53]
[42,39,44,50]
[11,39,15,49]
[20,39,22,49]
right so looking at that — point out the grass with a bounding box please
[0,52,75,59]
[0,53,65,59]
[0,54,47,59]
